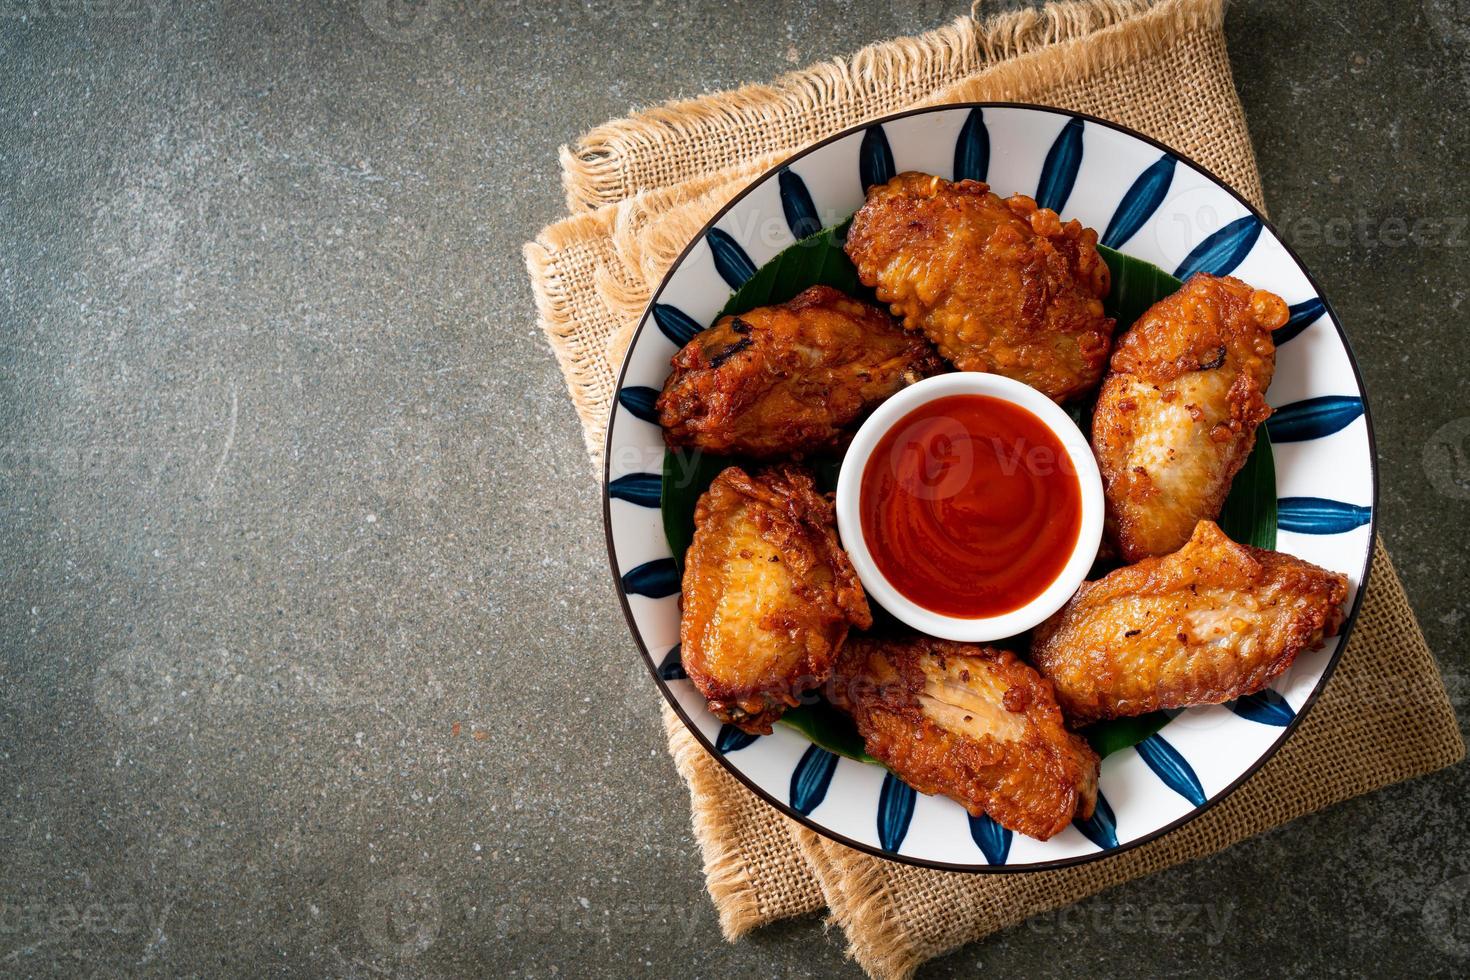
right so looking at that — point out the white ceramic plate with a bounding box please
[602,104,1376,871]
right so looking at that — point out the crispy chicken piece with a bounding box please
[844,172,1114,402]
[680,464,871,734]
[1030,521,1349,725]
[1092,273,1289,561]
[830,636,1098,840]
[656,285,942,458]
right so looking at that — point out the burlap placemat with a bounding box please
[524,1,1465,975]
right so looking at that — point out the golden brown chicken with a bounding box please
[656,285,942,458]
[829,635,1098,840]
[844,172,1114,402]
[680,464,872,734]
[1091,273,1289,561]
[1030,521,1349,725]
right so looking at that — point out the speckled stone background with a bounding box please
[1,0,1467,975]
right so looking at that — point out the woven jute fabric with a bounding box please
[522,1,1465,975]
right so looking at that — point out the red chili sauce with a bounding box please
[859,394,1082,619]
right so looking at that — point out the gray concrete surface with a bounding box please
[1,0,1467,976]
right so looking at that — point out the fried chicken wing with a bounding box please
[680,464,872,734]
[830,636,1098,840]
[656,285,942,458]
[1030,521,1349,725]
[844,172,1114,402]
[1092,273,1289,561]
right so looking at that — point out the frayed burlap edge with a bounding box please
[524,154,790,468]
[560,0,1169,213]
[926,0,1264,209]
[523,208,621,464]
[662,705,767,936]
[663,705,828,936]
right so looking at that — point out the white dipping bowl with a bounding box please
[835,372,1104,642]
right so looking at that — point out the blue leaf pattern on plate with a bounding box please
[608,472,661,507]
[706,228,756,289]
[1266,396,1365,442]
[602,105,1376,869]
[1172,215,1261,279]
[1101,154,1175,249]
[1136,735,1207,807]
[652,303,702,347]
[789,745,840,816]
[968,813,1012,865]
[616,386,660,424]
[716,724,759,754]
[1073,791,1118,850]
[1226,688,1296,726]
[621,558,680,598]
[657,644,687,681]
[877,772,916,853]
[952,107,989,182]
[779,167,822,239]
[1274,297,1325,346]
[860,124,895,190]
[1035,117,1084,213]
[1277,497,1372,534]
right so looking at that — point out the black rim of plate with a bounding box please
[599,102,1379,873]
